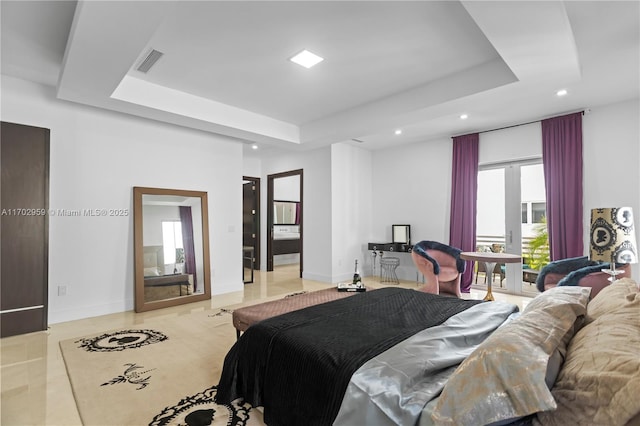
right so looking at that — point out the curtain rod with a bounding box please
[453,110,585,138]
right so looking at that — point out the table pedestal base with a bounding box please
[482,261,497,301]
[461,251,521,301]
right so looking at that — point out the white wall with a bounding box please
[331,143,373,282]
[371,137,453,280]
[273,175,300,201]
[259,147,333,282]
[1,76,245,324]
[242,155,261,178]
[583,99,640,279]
[372,137,453,243]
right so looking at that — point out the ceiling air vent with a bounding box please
[136,49,164,73]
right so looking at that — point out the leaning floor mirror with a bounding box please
[133,187,211,312]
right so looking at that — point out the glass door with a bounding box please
[476,168,506,291]
[476,160,547,295]
[520,163,547,296]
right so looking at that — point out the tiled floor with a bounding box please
[1,264,532,425]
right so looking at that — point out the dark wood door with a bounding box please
[1,122,50,337]
[267,169,303,276]
[242,177,260,277]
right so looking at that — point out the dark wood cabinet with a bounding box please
[1,121,50,337]
[272,238,300,255]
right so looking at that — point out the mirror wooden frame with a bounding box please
[133,186,211,312]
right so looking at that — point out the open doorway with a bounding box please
[267,169,303,277]
[243,176,260,283]
[475,161,546,296]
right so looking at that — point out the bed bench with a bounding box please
[232,287,366,339]
[144,273,191,295]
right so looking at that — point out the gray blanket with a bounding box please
[333,301,519,426]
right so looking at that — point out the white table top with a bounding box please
[460,252,522,263]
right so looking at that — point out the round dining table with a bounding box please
[460,251,522,301]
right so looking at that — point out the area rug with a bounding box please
[59,308,265,426]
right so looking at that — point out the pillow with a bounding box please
[430,286,590,426]
[536,279,640,425]
[585,277,638,321]
[144,267,161,277]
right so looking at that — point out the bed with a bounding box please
[216,279,640,426]
[143,245,191,296]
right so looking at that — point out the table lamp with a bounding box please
[589,207,637,282]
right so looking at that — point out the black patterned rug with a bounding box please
[150,384,253,426]
[59,310,264,425]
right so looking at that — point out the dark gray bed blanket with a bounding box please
[215,287,483,426]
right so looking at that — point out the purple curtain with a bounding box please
[541,112,584,260]
[449,133,479,293]
[295,202,301,225]
[179,206,198,291]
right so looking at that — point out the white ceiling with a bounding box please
[1,1,638,156]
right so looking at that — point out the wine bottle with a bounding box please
[352,259,362,287]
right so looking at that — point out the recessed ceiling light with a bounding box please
[289,49,324,69]
[556,89,568,97]
[460,114,468,120]
[394,129,403,135]
[251,144,258,150]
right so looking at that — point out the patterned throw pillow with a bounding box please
[430,286,590,426]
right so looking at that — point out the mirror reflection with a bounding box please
[392,224,411,244]
[142,195,204,301]
[273,201,299,225]
[134,187,211,312]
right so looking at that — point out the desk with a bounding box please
[367,243,418,283]
[460,252,521,301]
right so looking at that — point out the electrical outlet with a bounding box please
[58,285,67,296]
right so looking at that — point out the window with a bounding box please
[162,221,183,265]
[532,202,546,223]
[521,201,547,224]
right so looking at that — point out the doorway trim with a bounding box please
[267,169,303,277]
